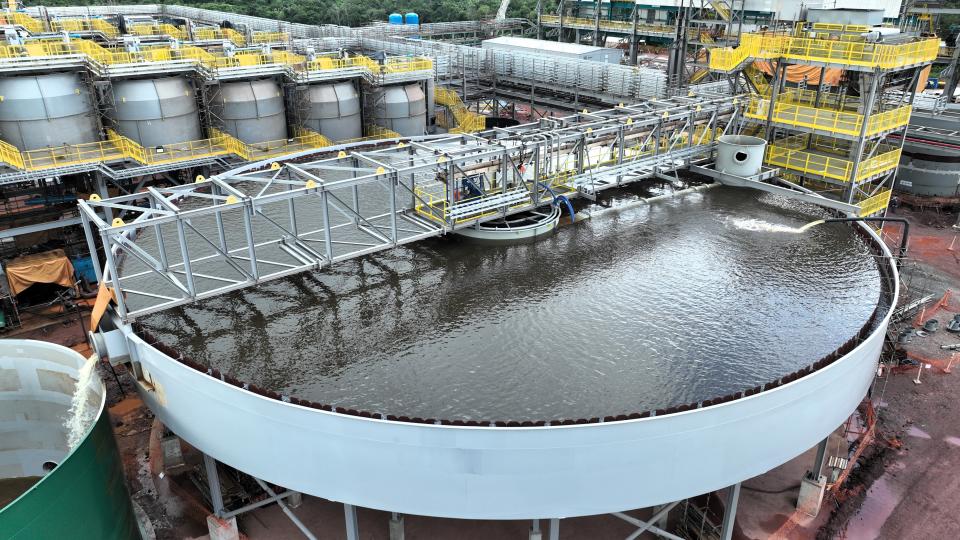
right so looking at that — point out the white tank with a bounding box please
[214,79,288,144]
[372,83,426,137]
[0,73,100,151]
[303,82,362,142]
[109,77,203,147]
[716,135,767,177]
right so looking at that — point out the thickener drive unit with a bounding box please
[0,72,101,150]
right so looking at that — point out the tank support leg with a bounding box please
[203,453,225,516]
[720,482,741,540]
[389,512,405,540]
[813,436,828,478]
[344,503,360,540]
[529,519,542,540]
[548,518,560,540]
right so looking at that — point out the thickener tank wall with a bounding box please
[303,82,362,141]
[0,341,140,540]
[215,79,287,144]
[109,77,203,147]
[372,83,426,137]
[0,73,100,151]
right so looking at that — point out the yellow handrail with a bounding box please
[252,31,289,44]
[857,189,892,217]
[539,14,673,35]
[745,95,911,137]
[193,27,246,46]
[0,12,42,33]
[0,138,24,169]
[710,33,939,71]
[764,134,901,182]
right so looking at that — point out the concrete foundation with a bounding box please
[797,474,827,517]
[207,515,240,540]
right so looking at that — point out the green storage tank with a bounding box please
[0,340,141,540]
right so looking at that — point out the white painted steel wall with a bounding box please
[103,221,895,520]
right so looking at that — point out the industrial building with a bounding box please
[0,1,955,539]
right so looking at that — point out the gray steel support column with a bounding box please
[630,7,639,66]
[389,512,405,540]
[536,1,544,40]
[720,482,741,540]
[203,453,225,517]
[529,519,542,540]
[763,62,787,141]
[845,73,881,204]
[549,518,559,540]
[344,503,360,540]
[558,0,565,43]
[812,436,828,478]
[94,174,113,223]
[592,1,602,46]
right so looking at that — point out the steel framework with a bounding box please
[79,93,738,320]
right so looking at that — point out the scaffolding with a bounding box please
[710,23,938,211]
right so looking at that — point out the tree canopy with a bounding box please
[31,1,557,27]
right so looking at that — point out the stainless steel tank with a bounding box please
[0,72,100,151]
[214,79,287,144]
[109,77,203,147]
[303,82,362,142]
[372,83,426,137]
[896,110,960,197]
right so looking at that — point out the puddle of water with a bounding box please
[906,426,932,440]
[845,472,905,539]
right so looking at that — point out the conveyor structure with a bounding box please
[79,93,736,320]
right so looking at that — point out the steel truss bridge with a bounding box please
[80,93,739,320]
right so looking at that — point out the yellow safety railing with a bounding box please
[208,128,330,162]
[744,63,770,95]
[764,134,901,182]
[193,27,246,46]
[18,138,126,171]
[382,56,434,74]
[0,38,432,82]
[107,129,233,165]
[252,31,289,44]
[51,18,120,38]
[435,87,486,133]
[291,126,335,148]
[710,33,939,72]
[0,12,42,33]
[305,55,379,72]
[0,138,24,169]
[539,15,673,35]
[710,0,731,22]
[745,95,911,137]
[364,124,402,140]
[857,189,892,217]
[129,23,188,41]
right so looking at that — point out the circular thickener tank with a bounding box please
[373,83,426,137]
[405,13,419,25]
[0,340,140,540]
[0,73,100,151]
[716,135,767,176]
[304,82,362,142]
[389,13,403,24]
[110,77,203,148]
[215,79,287,144]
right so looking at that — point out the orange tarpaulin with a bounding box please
[916,65,932,92]
[4,249,76,296]
[754,61,843,86]
[89,284,116,332]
